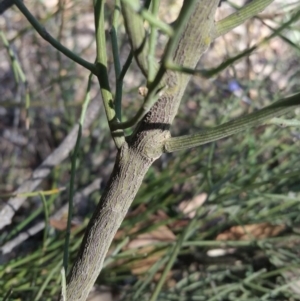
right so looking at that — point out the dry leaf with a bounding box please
[178,193,207,218]
[49,218,80,231]
[216,223,286,241]
[127,225,176,249]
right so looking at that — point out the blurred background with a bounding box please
[1,0,300,300]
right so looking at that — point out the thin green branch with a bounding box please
[183,236,298,248]
[0,30,26,83]
[0,29,31,128]
[63,127,81,273]
[110,0,122,121]
[34,261,62,301]
[112,1,199,131]
[213,0,274,39]
[13,0,96,73]
[148,0,199,93]
[39,192,49,251]
[258,17,300,52]
[121,0,152,76]
[118,50,134,80]
[94,0,113,120]
[63,74,92,274]
[122,0,174,36]
[110,90,163,131]
[147,0,159,83]
[94,0,125,148]
[164,92,300,153]
[163,45,256,79]
[164,7,300,79]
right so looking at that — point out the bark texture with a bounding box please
[66,142,153,300]
[65,1,219,300]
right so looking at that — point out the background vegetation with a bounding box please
[1,0,300,300]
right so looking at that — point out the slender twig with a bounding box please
[94,0,125,148]
[160,7,300,79]
[118,50,134,80]
[164,92,300,153]
[63,74,93,273]
[112,1,199,131]
[94,0,114,121]
[0,188,65,199]
[39,192,49,251]
[213,0,274,38]
[110,0,122,121]
[0,31,26,83]
[34,261,62,301]
[13,0,96,73]
[121,0,151,76]
[110,89,163,131]
[147,0,159,83]
[258,17,300,52]
[0,30,31,128]
[113,0,287,131]
[121,0,174,36]
[148,0,199,93]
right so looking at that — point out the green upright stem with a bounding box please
[111,0,122,121]
[94,0,125,148]
[121,0,151,76]
[147,0,159,83]
[122,0,174,35]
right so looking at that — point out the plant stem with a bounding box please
[214,0,274,38]
[110,0,122,121]
[164,92,300,153]
[94,0,125,148]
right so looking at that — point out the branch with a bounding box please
[166,7,300,79]
[213,0,274,39]
[111,0,202,131]
[163,92,300,153]
[122,0,173,36]
[13,0,96,73]
[110,0,122,121]
[121,0,154,76]
[0,0,14,14]
[94,0,125,148]
[147,0,160,83]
